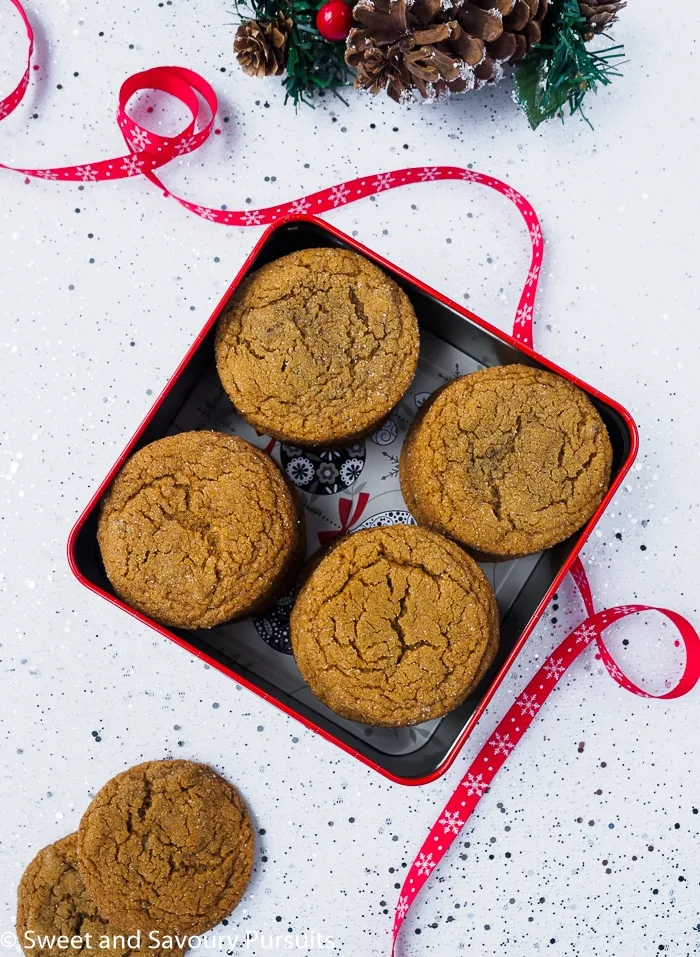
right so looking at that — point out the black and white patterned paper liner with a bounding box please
[280,442,366,495]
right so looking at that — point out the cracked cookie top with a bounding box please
[214,247,420,446]
[290,525,499,727]
[77,760,254,938]
[400,364,613,558]
[16,834,181,957]
[97,431,303,629]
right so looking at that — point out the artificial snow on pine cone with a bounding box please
[230,0,627,121]
[345,0,551,103]
[234,15,293,77]
[578,0,626,41]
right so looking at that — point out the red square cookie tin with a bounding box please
[67,216,638,786]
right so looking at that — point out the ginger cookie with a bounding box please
[77,760,254,939]
[214,247,419,446]
[290,524,499,726]
[16,834,180,957]
[97,431,304,629]
[400,364,613,559]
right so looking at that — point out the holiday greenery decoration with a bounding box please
[515,0,626,128]
[234,15,292,76]
[579,0,626,40]
[316,0,355,41]
[234,0,351,103]
[232,0,627,122]
[346,0,549,103]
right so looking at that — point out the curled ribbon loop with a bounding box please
[116,66,218,184]
[2,2,699,954]
[0,0,32,120]
[391,562,700,954]
[0,0,541,346]
[567,558,700,699]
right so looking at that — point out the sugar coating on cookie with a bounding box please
[400,364,613,558]
[77,760,254,938]
[97,431,304,629]
[290,525,499,727]
[214,247,420,446]
[16,834,179,957]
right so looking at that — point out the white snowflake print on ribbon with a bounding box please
[489,732,515,757]
[530,223,543,246]
[372,172,395,191]
[503,187,523,206]
[192,205,216,222]
[604,660,625,683]
[460,170,479,182]
[76,165,98,182]
[329,184,350,206]
[120,155,144,176]
[574,623,598,644]
[615,605,641,617]
[418,167,438,181]
[415,853,436,876]
[128,128,151,151]
[462,773,488,797]
[514,303,533,327]
[175,134,198,154]
[438,810,465,835]
[289,197,311,214]
[35,170,59,180]
[396,896,410,920]
[0,103,9,119]
[516,692,541,718]
[242,210,263,226]
[544,657,565,681]
[525,265,540,287]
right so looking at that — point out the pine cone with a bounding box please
[578,1,626,41]
[346,0,551,103]
[234,16,292,78]
[487,0,551,66]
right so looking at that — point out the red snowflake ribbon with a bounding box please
[390,565,700,953]
[0,0,541,348]
[2,3,699,954]
[318,493,370,544]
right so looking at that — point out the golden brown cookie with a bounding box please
[77,760,254,939]
[97,431,304,629]
[16,834,179,957]
[214,247,420,446]
[290,524,499,726]
[400,364,613,559]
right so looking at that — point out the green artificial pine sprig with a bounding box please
[234,0,351,105]
[515,0,625,129]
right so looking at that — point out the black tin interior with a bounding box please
[71,220,634,782]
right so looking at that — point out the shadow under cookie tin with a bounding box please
[67,216,638,786]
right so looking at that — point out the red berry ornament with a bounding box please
[316,0,353,42]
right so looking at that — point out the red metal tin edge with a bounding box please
[67,215,639,786]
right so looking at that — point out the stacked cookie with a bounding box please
[96,245,613,729]
[16,761,254,957]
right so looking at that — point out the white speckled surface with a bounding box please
[2,1,700,954]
